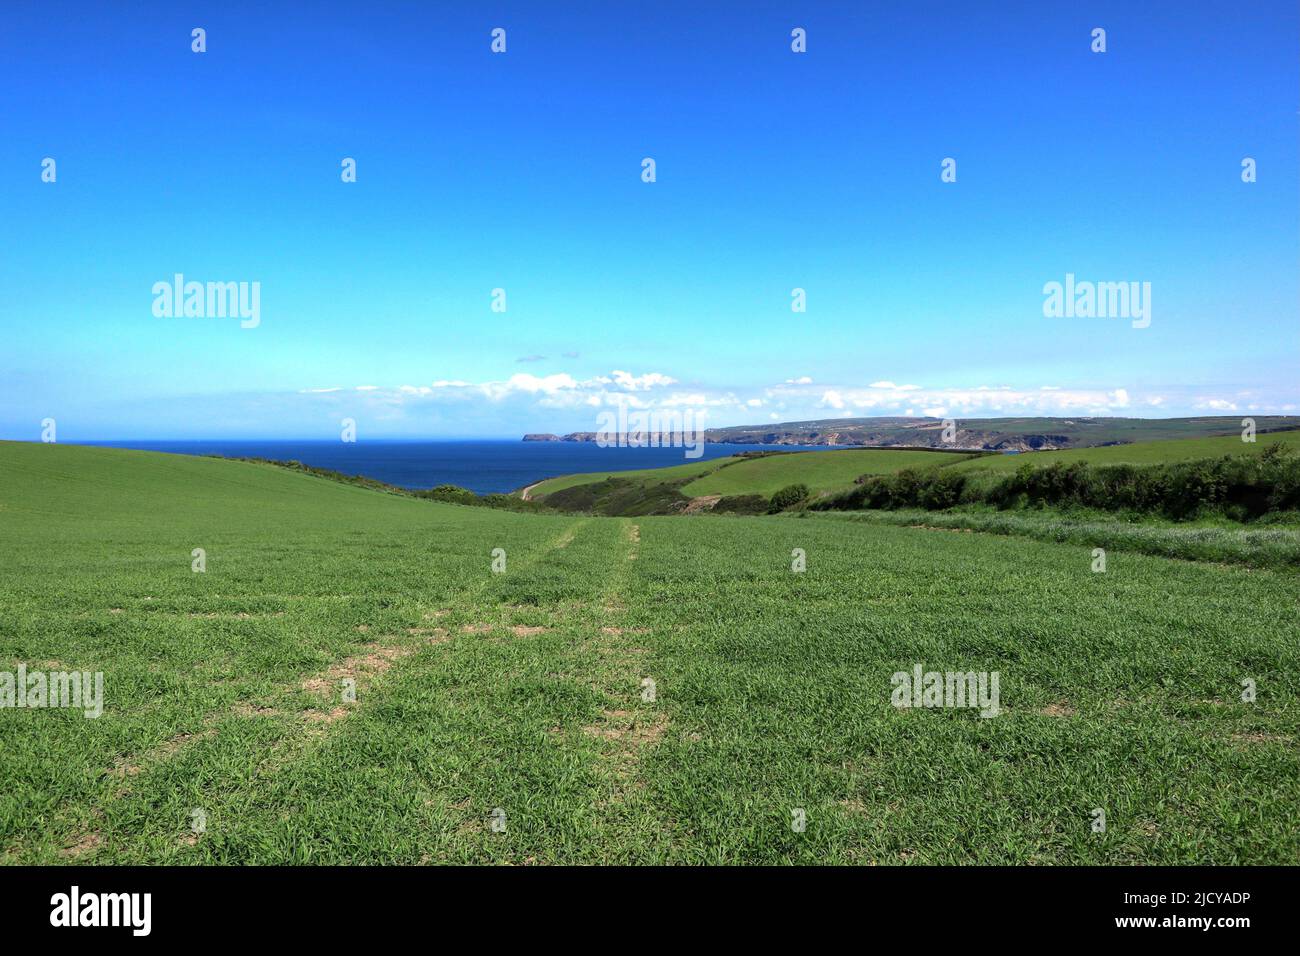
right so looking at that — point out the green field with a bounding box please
[525,456,733,498]
[2,441,1297,864]
[527,430,1300,508]
[680,448,969,497]
[953,429,1300,474]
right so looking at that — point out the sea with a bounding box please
[88,440,799,495]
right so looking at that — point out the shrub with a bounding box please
[713,494,768,515]
[769,483,811,512]
[810,450,1300,522]
[419,484,479,506]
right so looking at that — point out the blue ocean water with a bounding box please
[90,440,798,494]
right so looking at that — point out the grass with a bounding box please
[808,507,1300,570]
[1,440,1298,864]
[531,431,1300,509]
[525,455,735,498]
[953,429,1300,474]
[681,448,971,497]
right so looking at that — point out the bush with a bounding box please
[712,494,768,515]
[810,449,1300,522]
[418,484,479,506]
[769,483,811,512]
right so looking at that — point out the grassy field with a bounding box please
[528,430,1300,508]
[680,448,970,497]
[953,429,1300,474]
[2,441,1297,864]
[524,455,734,498]
[706,415,1300,448]
[813,508,1300,570]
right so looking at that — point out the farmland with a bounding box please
[952,428,1300,474]
[525,455,732,498]
[1,440,1297,864]
[680,448,972,497]
[522,429,1300,519]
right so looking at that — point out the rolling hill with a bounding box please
[1,440,1297,864]
[679,448,974,497]
[526,428,1300,514]
[526,415,1300,451]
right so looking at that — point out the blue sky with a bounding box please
[1,0,1296,439]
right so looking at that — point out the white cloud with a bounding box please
[291,368,1295,431]
[820,389,845,410]
[604,370,677,391]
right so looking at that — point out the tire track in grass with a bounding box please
[569,518,673,858]
[147,516,622,864]
[141,518,638,864]
[34,517,594,863]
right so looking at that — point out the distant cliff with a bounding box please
[522,416,1300,452]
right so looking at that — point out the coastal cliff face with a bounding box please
[520,416,1300,453]
[519,429,1068,451]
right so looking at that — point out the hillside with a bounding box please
[1,441,1297,864]
[527,448,969,512]
[527,429,1300,515]
[952,428,1300,473]
[525,456,733,499]
[525,416,1300,451]
[680,448,974,497]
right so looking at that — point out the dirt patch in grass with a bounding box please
[304,706,350,725]
[232,702,282,718]
[406,626,448,639]
[111,727,218,778]
[684,495,722,514]
[510,625,548,637]
[59,831,102,859]
[1230,731,1292,744]
[301,642,414,693]
[187,611,284,619]
[582,708,667,748]
[1039,702,1076,717]
[552,525,581,549]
